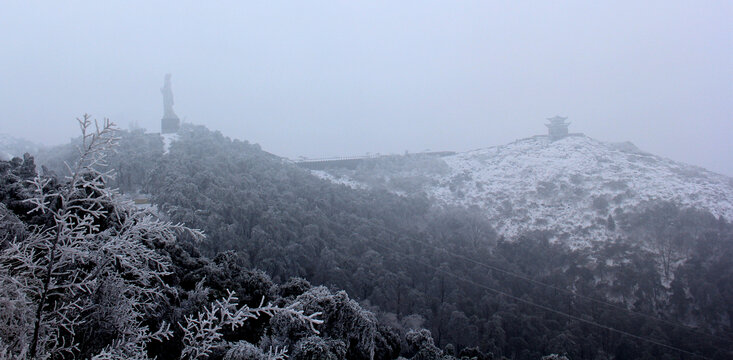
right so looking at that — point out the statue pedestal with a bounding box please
[161,117,180,134]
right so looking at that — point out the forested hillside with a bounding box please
[1,121,401,360]
[315,135,733,249]
[6,121,732,359]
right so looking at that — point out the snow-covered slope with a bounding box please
[315,135,733,248]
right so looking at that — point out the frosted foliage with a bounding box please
[405,329,434,348]
[90,323,172,360]
[264,346,289,360]
[0,116,202,359]
[180,290,321,359]
[405,329,443,360]
[223,341,264,360]
[0,203,25,243]
[222,343,289,360]
[541,355,570,360]
[0,278,32,359]
[290,336,346,360]
[293,286,378,359]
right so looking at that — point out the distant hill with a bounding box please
[315,135,733,248]
[0,133,41,161]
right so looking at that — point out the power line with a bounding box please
[367,219,733,345]
[417,234,733,343]
[455,249,732,343]
[366,236,714,359]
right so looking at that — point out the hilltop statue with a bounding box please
[161,73,177,118]
[160,73,180,133]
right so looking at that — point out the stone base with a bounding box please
[161,117,180,134]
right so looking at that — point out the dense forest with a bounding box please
[2,119,732,359]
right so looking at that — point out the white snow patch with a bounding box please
[311,170,369,190]
[161,133,179,154]
[316,135,733,249]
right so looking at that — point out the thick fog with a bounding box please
[1,2,731,175]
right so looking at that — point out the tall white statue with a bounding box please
[161,73,178,119]
[161,74,180,134]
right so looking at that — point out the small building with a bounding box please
[545,116,570,141]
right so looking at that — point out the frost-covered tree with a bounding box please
[288,286,379,360]
[0,116,201,359]
[179,289,322,359]
[540,354,570,360]
[289,336,346,360]
[404,329,445,360]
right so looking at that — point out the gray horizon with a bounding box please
[1,2,731,175]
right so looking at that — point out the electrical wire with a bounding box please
[408,229,733,344]
[366,236,714,359]
[366,219,733,344]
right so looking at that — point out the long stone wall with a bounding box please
[294,151,457,170]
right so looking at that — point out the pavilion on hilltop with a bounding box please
[546,116,570,141]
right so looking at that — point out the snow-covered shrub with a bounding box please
[223,341,264,360]
[0,203,25,247]
[290,336,346,360]
[373,325,402,360]
[405,329,444,360]
[292,286,379,360]
[0,116,202,359]
[540,355,570,360]
[224,341,289,360]
[180,290,322,359]
[279,277,311,299]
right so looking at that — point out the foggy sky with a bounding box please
[1,1,731,175]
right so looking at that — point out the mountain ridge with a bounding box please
[0,133,42,161]
[315,134,733,248]
[20,124,733,358]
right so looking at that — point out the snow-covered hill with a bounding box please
[314,135,733,248]
[0,134,40,161]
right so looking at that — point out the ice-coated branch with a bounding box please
[0,115,201,359]
[265,346,289,360]
[179,292,322,359]
[92,322,172,360]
